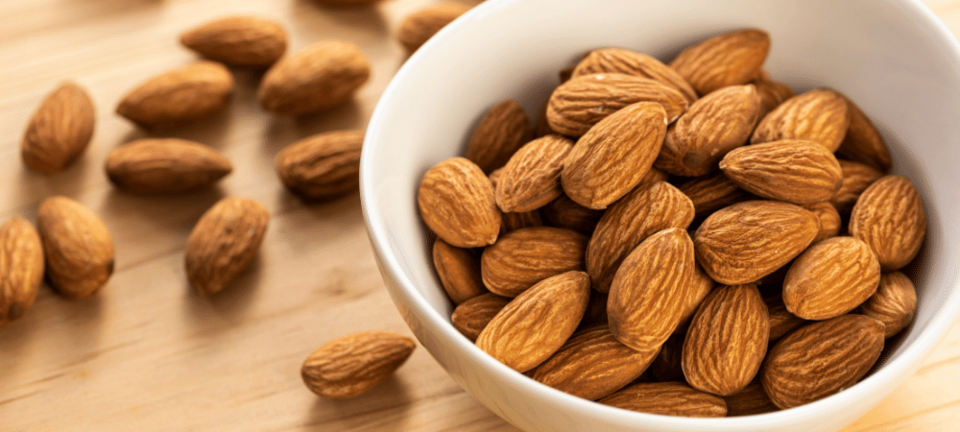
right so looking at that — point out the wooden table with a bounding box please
[1,1,957,430]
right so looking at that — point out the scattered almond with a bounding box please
[258,40,370,115]
[117,61,233,129]
[22,82,95,173]
[302,331,416,398]
[0,218,44,324]
[275,130,363,201]
[105,138,233,194]
[185,197,269,295]
[180,16,287,67]
[397,3,471,52]
[37,196,114,299]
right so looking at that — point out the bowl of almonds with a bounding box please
[360,0,960,430]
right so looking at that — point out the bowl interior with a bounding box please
[361,0,960,430]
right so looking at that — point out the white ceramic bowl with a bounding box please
[360,0,960,430]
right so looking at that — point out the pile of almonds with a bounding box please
[419,28,925,416]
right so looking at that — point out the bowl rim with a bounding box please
[360,0,960,428]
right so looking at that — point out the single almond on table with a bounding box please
[719,140,843,205]
[858,271,917,338]
[37,196,114,299]
[465,99,532,174]
[751,70,795,118]
[302,331,416,398]
[540,194,604,236]
[105,138,233,194]
[180,16,287,67]
[495,135,573,212]
[677,172,754,219]
[669,28,770,96]
[117,61,233,129]
[432,238,486,305]
[849,175,926,271]
[476,271,591,373]
[765,296,808,343]
[22,82,95,173]
[480,227,586,297]
[572,47,697,103]
[599,381,728,417]
[258,40,370,116]
[0,218,44,324]
[275,130,363,201]
[397,3,471,52]
[804,201,841,243]
[724,382,780,416]
[751,89,850,152]
[185,197,269,295]
[830,160,885,215]
[783,236,881,320]
[451,293,510,341]
[417,157,501,248]
[835,96,892,172]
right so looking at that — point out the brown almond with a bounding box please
[500,210,542,235]
[185,197,269,295]
[654,84,762,177]
[649,333,685,382]
[849,175,926,271]
[572,47,697,102]
[451,293,511,341]
[496,135,573,212]
[751,89,850,152]
[858,271,917,338]
[599,382,727,417]
[678,172,754,219]
[762,315,885,409]
[180,16,287,66]
[476,271,590,373]
[466,99,532,173]
[751,70,795,118]
[117,61,233,128]
[301,331,416,398]
[694,201,819,285]
[669,29,770,96]
[417,157,500,248]
[396,3,471,52]
[540,194,603,236]
[835,97,892,172]
[805,202,841,243]
[275,130,363,201]
[765,296,808,343]
[37,197,114,299]
[561,102,667,210]
[432,238,486,304]
[830,160,885,215]
[0,218,44,324]
[22,82,95,173]
[105,138,233,194]
[724,382,780,416]
[675,263,717,333]
[258,40,370,116]
[719,140,843,205]
[480,227,586,297]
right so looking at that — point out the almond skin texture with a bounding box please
[275,130,363,201]
[480,227,586,297]
[831,160,885,215]
[859,272,917,338]
[0,218,44,324]
[682,284,769,396]
[675,264,717,333]
[258,40,370,116]
[654,84,762,177]
[766,296,808,343]
[694,201,819,285]
[476,271,590,373]
[849,175,927,271]
[450,293,510,341]
[599,382,727,417]
[22,82,95,173]
[466,99,532,174]
[751,89,851,152]
[805,202,842,243]
[530,325,659,401]
[541,194,604,236]
[301,331,416,398]
[185,197,269,295]
[724,382,780,416]
[572,47,697,102]
[719,140,843,205]
[105,139,233,194]
[117,61,233,129]
[678,172,754,219]
[499,210,542,235]
[432,238,486,305]
[669,29,770,96]
[180,16,287,67]
[495,135,573,212]
[835,97,892,172]
[397,3,471,52]
[37,197,114,299]
[762,315,885,409]
[586,181,694,293]
[547,73,688,136]
[561,101,668,210]
[608,228,695,352]
[417,157,500,248]
[751,71,795,118]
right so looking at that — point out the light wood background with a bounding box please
[0,0,958,430]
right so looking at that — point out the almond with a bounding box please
[849,175,926,271]
[649,333,685,382]
[669,28,770,96]
[451,293,511,341]
[185,197,269,295]
[495,135,573,212]
[417,157,501,248]
[694,201,819,285]
[724,382,779,416]
[572,47,697,103]
[432,238,486,305]
[608,228,694,352]
[805,202,841,243]
[751,89,850,152]
[258,40,370,116]
[396,3,471,52]
[675,263,717,333]
[476,271,590,372]
[0,218,44,324]
[830,160,884,215]
[37,196,114,299]
[835,96,892,172]
[465,99,532,173]
[117,61,233,128]
[599,382,727,417]
[180,16,287,67]
[500,210,542,235]
[586,181,694,293]
[105,138,233,194]
[719,140,843,205]
[561,101,668,209]
[541,194,604,236]
[530,325,659,400]
[677,172,754,219]
[762,314,885,409]
[858,271,917,338]
[654,84,761,177]
[765,296,808,343]
[22,82,95,173]
[750,70,795,118]
[480,227,586,297]
[301,331,416,398]
[275,130,363,201]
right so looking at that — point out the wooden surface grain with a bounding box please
[0,1,958,430]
